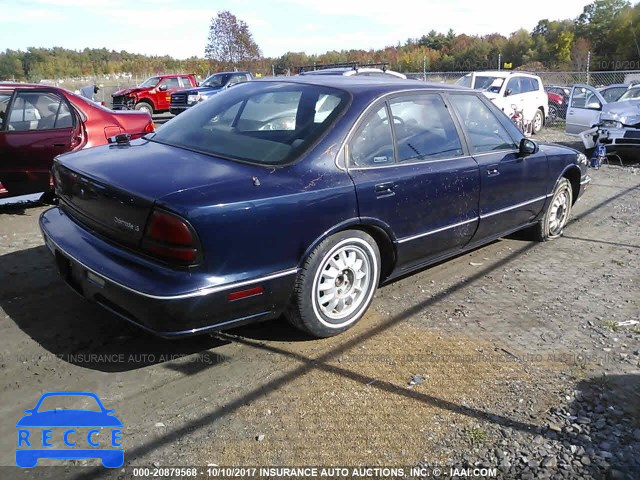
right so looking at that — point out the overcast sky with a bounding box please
[2,0,592,59]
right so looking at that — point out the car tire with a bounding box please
[134,102,154,115]
[533,178,573,241]
[286,230,381,338]
[39,190,57,205]
[548,104,558,122]
[532,108,544,134]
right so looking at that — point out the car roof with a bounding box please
[300,67,354,75]
[0,82,56,89]
[469,70,541,79]
[210,71,251,75]
[300,67,406,78]
[254,75,467,94]
[599,83,629,89]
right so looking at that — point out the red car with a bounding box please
[111,74,198,114]
[0,83,154,199]
[545,90,567,121]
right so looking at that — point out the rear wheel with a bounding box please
[286,230,380,338]
[532,108,544,134]
[134,102,154,115]
[548,104,559,122]
[533,178,573,241]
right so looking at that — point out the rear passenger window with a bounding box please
[7,92,72,131]
[229,74,248,86]
[506,78,522,95]
[389,94,463,162]
[159,78,180,89]
[530,78,539,91]
[450,94,518,154]
[349,105,394,167]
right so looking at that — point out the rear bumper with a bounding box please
[39,207,297,337]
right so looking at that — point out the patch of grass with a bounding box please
[632,328,640,335]
[611,259,625,267]
[603,320,620,332]
[467,427,488,445]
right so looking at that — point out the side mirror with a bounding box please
[586,101,602,110]
[519,138,539,156]
[505,89,513,97]
[158,85,168,92]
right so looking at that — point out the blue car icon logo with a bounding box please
[16,391,123,468]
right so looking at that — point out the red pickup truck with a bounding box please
[111,74,198,114]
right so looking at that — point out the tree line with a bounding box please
[1,0,639,83]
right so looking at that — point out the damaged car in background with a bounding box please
[566,84,640,155]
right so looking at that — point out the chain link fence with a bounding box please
[407,70,640,86]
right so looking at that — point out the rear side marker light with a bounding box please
[227,287,264,302]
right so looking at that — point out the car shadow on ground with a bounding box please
[0,245,229,373]
[0,198,45,215]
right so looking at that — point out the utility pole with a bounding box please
[586,50,591,85]
[423,56,426,82]
[498,53,502,70]
[271,64,275,77]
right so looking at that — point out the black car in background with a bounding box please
[170,71,253,114]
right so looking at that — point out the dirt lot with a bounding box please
[0,127,638,479]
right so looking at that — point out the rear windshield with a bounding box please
[150,82,350,166]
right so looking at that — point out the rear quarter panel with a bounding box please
[157,109,363,283]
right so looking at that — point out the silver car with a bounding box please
[566,84,640,153]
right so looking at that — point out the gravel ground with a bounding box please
[0,126,638,480]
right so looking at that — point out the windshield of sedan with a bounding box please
[618,87,640,102]
[150,82,350,166]
[139,76,160,88]
[201,74,229,87]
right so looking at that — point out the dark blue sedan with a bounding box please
[40,76,591,338]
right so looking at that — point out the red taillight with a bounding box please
[142,210,200,265]
[144,121,155,133]
[147,210,193,244]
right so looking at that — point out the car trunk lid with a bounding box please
[53,138,266,246]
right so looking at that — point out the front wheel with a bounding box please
[533,178,573,241]
[286,230,381,338]
[532,108,544,134]
[134,102,154,115]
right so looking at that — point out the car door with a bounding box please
[0,89,80,196]
[565,85,605,135]
[347,93,480,272]
[156,77,182,110]
[502,76,525,118]
[448,93,548,242]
